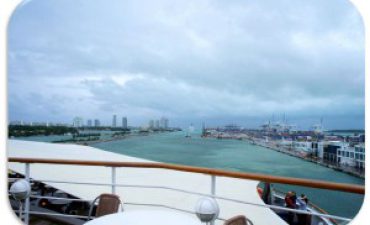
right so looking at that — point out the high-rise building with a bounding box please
[112,115,117,127]
[155,120,160,129]
[202,122,206,136]
[87,119,93,127]
[73,117,83,128]
[122,117,128,129]
[149,120,154,129]
[160,117,169,129]
[94,119,100,127]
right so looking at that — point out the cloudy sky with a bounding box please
[8,0,364,129]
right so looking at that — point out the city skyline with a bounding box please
[9,115,366,132]
[8,0,364,129]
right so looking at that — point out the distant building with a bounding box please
[160,117,169,129]
[323,142,341,164]
[155,120,160,129]
[94,119,100,127]
[201,122,206,136]
[261,120,296,133]
[73,117,83,128]
[312,142,324,158]
[292,141,312,152]
[122,117,128,129]
[87,119,93,127]
[224,124,241,132]
[314,140,365,171]
[354,144,365,171]
[359,134,365,143]
[149,120,154,129]
[336,142,355,167]
[112,115,117,127]
[346,135,364,145]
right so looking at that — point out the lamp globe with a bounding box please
[195,197,220,223]
[10,179,31,200]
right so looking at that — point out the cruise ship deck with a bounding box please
[8,140,363,225]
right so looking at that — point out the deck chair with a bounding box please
[87,193,123,220]
[224,215,253,225]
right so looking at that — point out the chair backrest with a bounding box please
[88,193,123,220]
[224,215,252,225]
[95,193,122,217]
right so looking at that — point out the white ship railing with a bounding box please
[8,157,364,225]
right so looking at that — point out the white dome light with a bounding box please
[10,179,31,200]
[195,197,220,223]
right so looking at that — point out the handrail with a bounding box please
[8,157,365,194]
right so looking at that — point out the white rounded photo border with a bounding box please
[0,0,369,224]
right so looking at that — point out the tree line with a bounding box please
[8,125,78,137]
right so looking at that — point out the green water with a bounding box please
[90,131,364,219]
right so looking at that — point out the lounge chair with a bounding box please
[87,193,123,220]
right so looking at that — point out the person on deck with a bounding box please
[296,194,311,225]
[284,191,296,224]
[301,194,309,204]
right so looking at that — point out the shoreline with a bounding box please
[253,142,365,179]
[203,135,365,179]
[52,131,169,146]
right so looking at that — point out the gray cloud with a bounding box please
[8,0,364,128]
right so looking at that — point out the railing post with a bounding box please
[211,175,216,196]
[211,175,216,225]
[24,163,30,225]
[111,167,116,194]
